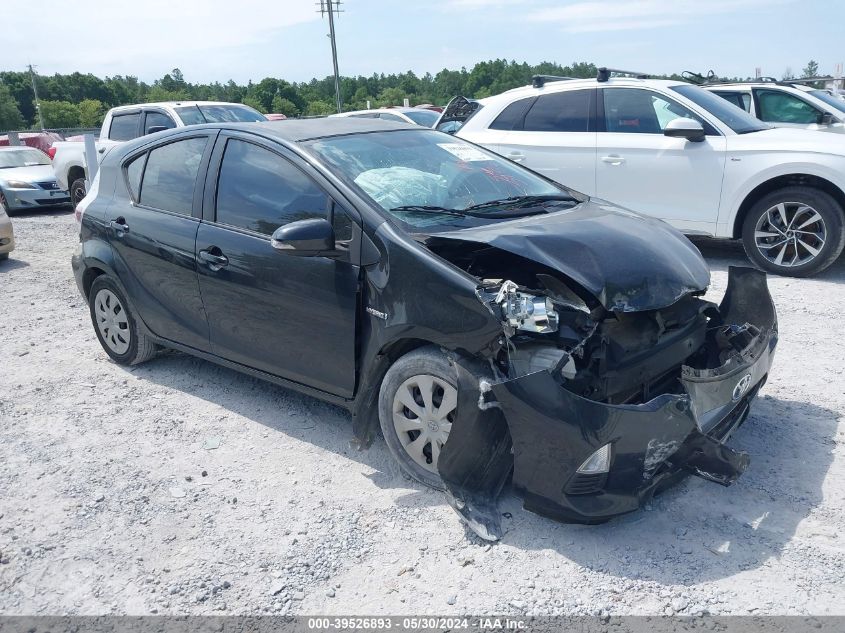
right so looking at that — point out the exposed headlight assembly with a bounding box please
[495,280,559,334]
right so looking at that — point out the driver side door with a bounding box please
[595,87,727,234]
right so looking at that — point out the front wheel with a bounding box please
[742,186,845,277]
[378,347,458,490]
[70,178,87,210]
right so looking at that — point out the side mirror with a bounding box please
[664,118,706,142]
[271,218,335,256]
[146,125,168,135]
[818,112,835,126]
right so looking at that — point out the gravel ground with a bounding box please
[1,208,844,617]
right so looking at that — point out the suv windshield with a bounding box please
[809,90,845,115]
[0,148,50,168]
[672,84,771,134]
[305,129,579,232]
[175,104,267,125]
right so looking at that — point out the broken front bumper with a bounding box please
[438,267,777,539]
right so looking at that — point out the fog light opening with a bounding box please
[577,443,612,474]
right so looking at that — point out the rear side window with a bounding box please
[109,113,140,141]
[125,154,146,200]
[755,89,820,124]
[489,97,536,130]
[523,90,592,132]
[139,137,208,214]
[215,139,327,236]
[713,91,751,112]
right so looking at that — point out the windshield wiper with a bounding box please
[464,194,578,211]
[390,205,468,217]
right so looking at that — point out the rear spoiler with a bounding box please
[434,96,483,134]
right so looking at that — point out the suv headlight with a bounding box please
[3,180,37,189]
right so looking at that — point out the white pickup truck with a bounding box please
[51,101,266,207]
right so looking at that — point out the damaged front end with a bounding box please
[436,266,777,540]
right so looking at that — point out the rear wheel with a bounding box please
[70,178,87,209]
[88,276,157,365]
[742,186,845,277]
[378,347,458,490]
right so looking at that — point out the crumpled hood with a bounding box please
[425,199,711,312]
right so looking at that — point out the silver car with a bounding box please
[0,146,71,212]
[0,196,14,260]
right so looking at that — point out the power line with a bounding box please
[317,0,343,113]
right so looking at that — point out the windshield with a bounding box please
[672,84,771,134]
[175,104,267,125]
[305,129,577,232]
[403,109,440,127]
[809,90,845,115]
[0,148,50,169]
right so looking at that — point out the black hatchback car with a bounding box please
[72,119,777,540]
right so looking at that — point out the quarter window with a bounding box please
[125,153,146,200]
[523,90,592,132]
[603,88,716,135]
[139,137,208,214]
[755,89,820,124]
[109,113,140,141]
[215,139,328,236]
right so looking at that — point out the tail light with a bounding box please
[47,146,57,160]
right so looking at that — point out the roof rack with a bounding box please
[787,76,835,85]
[531,74,577,88]
[682,70,719,85]
[597,67,649,82]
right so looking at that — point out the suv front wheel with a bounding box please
[742,186,845,277]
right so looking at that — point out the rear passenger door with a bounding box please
[487,89,597,195]
[195,133,360,397]
[110,132,216,351]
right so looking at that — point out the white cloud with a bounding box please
[526,0,794,33]
[3,0,320,78]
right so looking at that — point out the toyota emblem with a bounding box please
[732,373,753,401]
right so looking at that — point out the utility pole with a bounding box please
[28,64,45,130]
[318,0,343,113]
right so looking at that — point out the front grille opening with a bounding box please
[565,472,608,495]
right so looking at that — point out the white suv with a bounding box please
[703,80,845,134]
[449,72,845,276]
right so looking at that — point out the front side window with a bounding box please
[604,88,713,134]
[755,89,821,124]
[109,113,140,141]
[670,84,769,134]
[144,111,177,134]
[215,139,327,236]
[523,89,592,132]
[139,137,207,214]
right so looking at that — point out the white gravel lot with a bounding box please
[1,208,844,617]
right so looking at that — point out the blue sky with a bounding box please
[4,0,844,83]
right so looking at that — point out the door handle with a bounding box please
[507,152,525,163]
[199,248,229,270]
[98,147,106,154]
[601,155,626,165]
[109,218,129,234]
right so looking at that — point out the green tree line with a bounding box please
[0,59,823,132]
[0,60,600,131]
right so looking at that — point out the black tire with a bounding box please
[741,186,845,277]
[70,178,87,210]
[88,276,157,366]
[378,346,458,490]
